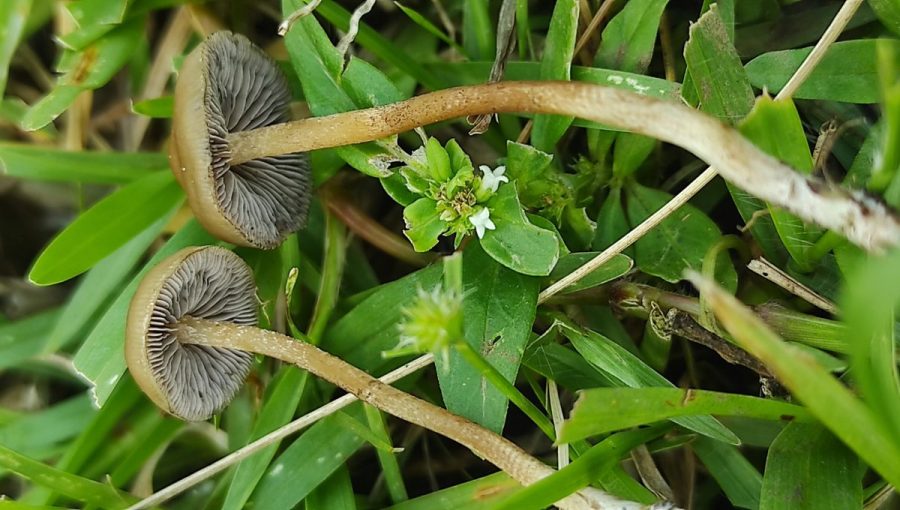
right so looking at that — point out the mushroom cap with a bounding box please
[126,246,258,421]
[171,31,311,249]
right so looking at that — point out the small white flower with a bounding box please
[478,165,509,194]
[469,207,496,239]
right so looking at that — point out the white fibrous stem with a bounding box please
[227,81,899,253]
[177,316,659,510]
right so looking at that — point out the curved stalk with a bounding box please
[227,81,900,253]
[177,316,649,510]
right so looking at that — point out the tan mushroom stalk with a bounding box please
[172,32,900,253]
[126,246,659,510]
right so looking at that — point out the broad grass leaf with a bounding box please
[249,408,366,509]
[386,473,515,510]
[594,0,668,73]
[760,422,862,510]
[869,0,900,35]
[462,0,493,60]
[691,274,900,488]
[693,436,762,510]
[531,0,578,152]
[0,0,31,96]
[28,170,182,285]
[738,96,820,270]
[23,18,142,130]
[561,387,810,442]
[0,443,136,508]
[0,309,59,371]
[745,39,900,103]
[684,5,754,123]
[0,144,165,183]
[558,320,739,444]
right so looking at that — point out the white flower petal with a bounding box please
[479,165,510,194]
[469,207,496,239]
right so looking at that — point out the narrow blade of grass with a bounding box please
[689,272,900,488]
[561,387,810,443]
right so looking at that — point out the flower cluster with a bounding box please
[399,138,509,252]
[383,285,463,365]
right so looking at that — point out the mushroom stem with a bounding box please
[226,80,900,253]
[175,315,643,510]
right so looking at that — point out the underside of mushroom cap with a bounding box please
[171,31,311,249]
[126,247,257,421]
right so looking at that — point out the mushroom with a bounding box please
[125,246,655,510]
[171,31,900,253]
[170,32,311,249]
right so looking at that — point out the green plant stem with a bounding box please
[307,211,346,343]
[454,340,557,440]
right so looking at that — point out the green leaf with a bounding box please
[693,436,762,510]
[523,341,617,391]
[386,473,515,510]
[760,422,861,510]
[593,187,631,252]
[436,241,539,432]
[561,387,810,442]
[691,274,900,488]
[481,184,560,276]
[21,379,143,505]
[531,0,578,152]
[221,367,308,510]
[870,0,900,35]
[745,39,900,103]
[28,170,182,285]
[0,443,136,509]
[281,0,397,177]
[403,197,447,252]
[249,407,366,509]
[840,249,900,441]
[492,426,667,510]
[41,212,170,352]
[131,95,172,118]
[395,2,458,49]
[0,144,166,183]
[462,0,493,61]
[312,0,444,91]
[612,133,656,179]
[71,221,217,407]
[0,395,93,460]
[684,4,754,123]
[306,466,358,510]
[557,319,740,444]
[626,181,736,287]
[0,0,31,96]
[0,309,60,371]
[594,0,668,73]
[325,264,442,372]
[364,406,408,503]
[544,252,633,294]
[739,96,819,269]
[22,17,142,130]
